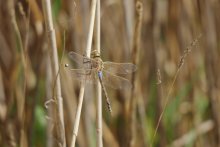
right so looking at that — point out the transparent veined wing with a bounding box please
[68,51,97,69]
[64,65,97,84]
[101,70,132,89]
[103,61,137,74]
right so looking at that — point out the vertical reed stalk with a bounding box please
[71,0,97,146]
[129,1,143,147]
[42,0,66,146]
[200,0,220,145]
[96,0,103,146]
[11,2,28,146]
[45,48,53,147]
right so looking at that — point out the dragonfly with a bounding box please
[65,50,136,113]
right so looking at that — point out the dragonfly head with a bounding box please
[91,50,100,58]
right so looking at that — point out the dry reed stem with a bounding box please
[11,0,26,121]
[11,3,29,146]
[17,2,30,53]
[71,0,97,146]
[44,31,67,147]
[151,34,202,146]
[45,49,53,147]
[103,120,119,147]
[171,120,214,147]
[42,0,66,146]
[27,0,43,35]
[0,68,6,121]
[123,0,134,47]
[200,1,220,144]
[96,0,103,147]
[129,1,143,147]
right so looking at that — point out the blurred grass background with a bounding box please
[0,0,220,147]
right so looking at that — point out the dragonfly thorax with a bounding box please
[92,58,103,71]
[91,50,103,71]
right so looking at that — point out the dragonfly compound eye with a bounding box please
[91,50,100,58]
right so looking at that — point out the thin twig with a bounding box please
[42,0,66,146]
[151,34,202,146]
[71,0,97,146]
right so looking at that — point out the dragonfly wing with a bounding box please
[103,61,137,74]
[68,51,87,67]
[101,71,132,89]
[68,51,97,69]
[64,66,97,84]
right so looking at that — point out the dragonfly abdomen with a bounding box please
[98,71,103,79]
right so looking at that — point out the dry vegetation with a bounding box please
[0,0,220,147]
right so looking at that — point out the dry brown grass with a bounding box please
[0,0,220,147]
